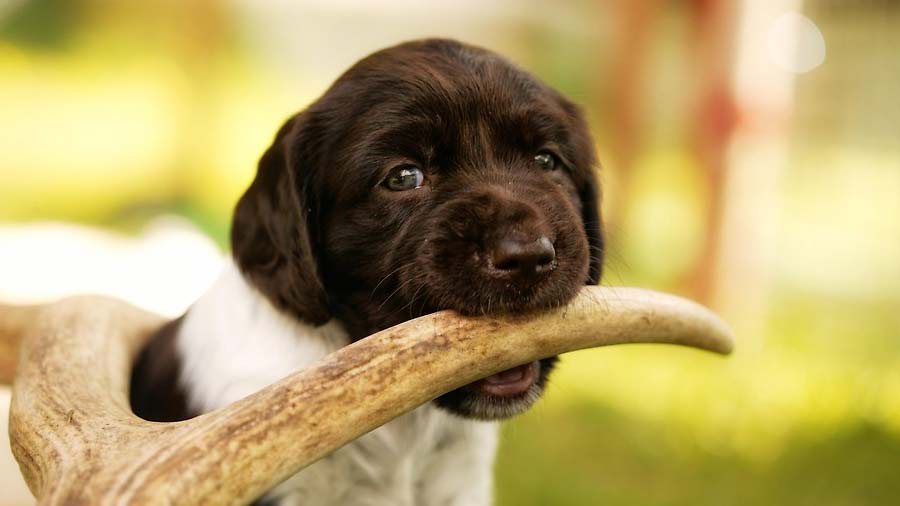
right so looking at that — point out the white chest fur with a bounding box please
[176,261,498,505]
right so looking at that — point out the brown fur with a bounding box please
[130,317,190,421]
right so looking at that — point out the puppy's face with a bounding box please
[232,39,603,420]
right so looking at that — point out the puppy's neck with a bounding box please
[177,259,350,414]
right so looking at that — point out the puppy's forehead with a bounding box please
[334,42,560,122]
[310,40,588,196]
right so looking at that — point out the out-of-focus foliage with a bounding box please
[1,1,898,504]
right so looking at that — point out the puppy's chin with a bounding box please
[434,357,558,420]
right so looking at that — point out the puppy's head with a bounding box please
[232,39,603,420]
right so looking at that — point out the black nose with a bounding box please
[489,236,556,277]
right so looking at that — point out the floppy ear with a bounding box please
[560,99,605,286]
[580,172,604,285]
[230,114,331,325]
[554,95,604,285]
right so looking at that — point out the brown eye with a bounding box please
[384,165,424,191]
[534,151,558,171]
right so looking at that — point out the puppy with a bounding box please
[131,38,603,506]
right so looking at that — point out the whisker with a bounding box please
[375,275,420,313]
[401,282,428,318]
[368,264,407,301]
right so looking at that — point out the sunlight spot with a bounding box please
[767,12,826,74]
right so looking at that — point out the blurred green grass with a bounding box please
[497,396,900,506]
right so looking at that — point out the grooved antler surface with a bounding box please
[3,286,733,505]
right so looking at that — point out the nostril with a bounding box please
[490,236,556,275]
[534,236,556,267]
[494,257,520,272]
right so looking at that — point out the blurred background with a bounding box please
[1,0,898,504]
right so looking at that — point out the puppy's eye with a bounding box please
[384,165,424,191]
[534,151,559,171]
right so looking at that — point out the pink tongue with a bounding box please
[484,365,529,384]
[475,362,539,397]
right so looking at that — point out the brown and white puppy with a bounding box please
[131,38,603,506]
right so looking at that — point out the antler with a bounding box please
[0,303,37,384]
[5,286,733,505]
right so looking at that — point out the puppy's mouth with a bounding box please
[469,361,539,397]
[434,356,556,420]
